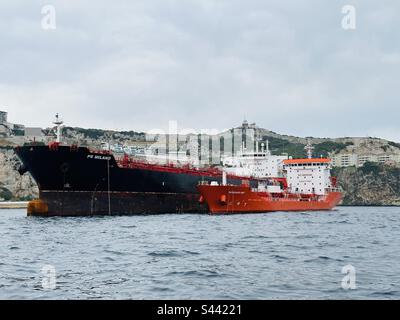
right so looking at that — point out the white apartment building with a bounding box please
[331,152,400,167]
[328,138,400,168]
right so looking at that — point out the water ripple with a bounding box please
[1,207,399,299]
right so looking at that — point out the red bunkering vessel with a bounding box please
[197,157,343,214]
[197,184,342,214]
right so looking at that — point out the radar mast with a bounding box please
[53,113,64,143]
[304,139,314,159]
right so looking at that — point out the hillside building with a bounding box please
[330,139,400,167]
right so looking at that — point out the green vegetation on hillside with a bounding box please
[0,145,15,150]
[64,127,146,141]
[264,136,354,158]
[388,141,400,149]
[359,161,382,175]
[15,195,35,201]
[313,141,354,158]
[66,127,107,140]
[22,142,46,146]
[264,136,305,158]
[11,129,24,136]
[0,186,13,201]
[117,131,146,139]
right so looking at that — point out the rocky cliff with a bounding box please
[0,148,38,201]
[333,163,400,206]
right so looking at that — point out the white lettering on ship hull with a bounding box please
[87,155,112,161]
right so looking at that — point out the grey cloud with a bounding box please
[0,0,399,141]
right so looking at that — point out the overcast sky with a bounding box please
[1,0,399,141]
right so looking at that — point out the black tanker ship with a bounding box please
[15,142,255,216]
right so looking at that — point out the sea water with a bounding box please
[0,207,399,299]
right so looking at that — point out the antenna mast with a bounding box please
[304,139,314,159]
[53,113,64,143]
[265,139,271,155]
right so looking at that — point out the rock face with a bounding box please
[333,163,400,206]
[0,148,38,201]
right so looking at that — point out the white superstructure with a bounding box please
[221,141,288,178]
[283,158,333,195]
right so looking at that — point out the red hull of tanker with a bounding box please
[198,185,342,214]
